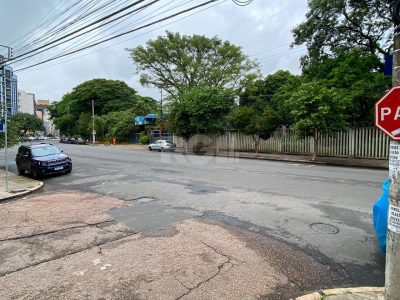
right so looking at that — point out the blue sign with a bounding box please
[0,123,4,133]
[385,54,393,76]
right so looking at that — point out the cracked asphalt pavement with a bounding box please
[0,143,388,299]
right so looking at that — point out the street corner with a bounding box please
[0,215,289,300]
[0,190,129,241]
[0,170,43,201]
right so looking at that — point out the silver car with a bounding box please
[148,140,176,152]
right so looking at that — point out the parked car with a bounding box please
[148,140,176,152]
[77,137,86,145]
[15,143,72,179]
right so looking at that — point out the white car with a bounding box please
[148,140,176,152]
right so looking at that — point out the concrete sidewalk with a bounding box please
[296,287,384,299]
[176,148,388,169]
[0,170,43,201]
[87,143,388,169]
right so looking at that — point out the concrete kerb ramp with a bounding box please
[296,287,385,300]
[0,170,43,201]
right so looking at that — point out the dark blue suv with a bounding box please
[15,144,72,179]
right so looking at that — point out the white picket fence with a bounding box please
[173,127,390,159]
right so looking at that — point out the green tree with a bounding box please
[240,71,296,108]
[95,110,136,143]
[0,121,19,149]
[50,79,156,135]
[128,31,257,99]
[303,49,391,125]
[9,113,44,137]
[288,81,347,161]
[77,113,92,138]
[229,106,280,155]
[170,86,234,151]
[292,0,392,66]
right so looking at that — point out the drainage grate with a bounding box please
[310,223,339,234]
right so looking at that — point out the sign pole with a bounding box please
[386,2,400,297]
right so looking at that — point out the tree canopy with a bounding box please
[9,113,44,136]
[50,79,157,137]
[170,86,234,143]
[292,0,392,66]
[128,31,257,99]
[288,81,348,160]
[229,106,280,154]
[303,49,391,125]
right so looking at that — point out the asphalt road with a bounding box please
[1,142,388,287]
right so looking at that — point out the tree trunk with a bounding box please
[252,135,260,157]
[185,139,189,154]
[312,130,319,161]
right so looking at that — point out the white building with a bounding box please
[36,99,58,136]
[18,89,36,114]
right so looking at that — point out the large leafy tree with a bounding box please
[292,0,392,66]
[9,113,44,137]
[240,70,300,114]
[50,79,157,135]
[229,106,280,155]
[303,49,391,125]
[171,86,234,150]
[288,81,347,160]
[95,110,137,142]
[128,31,257,99]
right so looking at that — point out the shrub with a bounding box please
[140,131,150,144]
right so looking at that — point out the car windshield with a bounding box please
[31,145,61,157]
[166,141,173,144]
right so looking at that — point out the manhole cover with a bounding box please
[310,223,339,234]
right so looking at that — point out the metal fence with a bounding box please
[173,127,390,159]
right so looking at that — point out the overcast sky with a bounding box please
[0,0,308,102]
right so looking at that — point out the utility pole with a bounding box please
[386,0,400,298]
[91,100,95,145]
[160,88,163,138]
[67,105,70,136]
[3,69,8,192]
[0,45,12,193]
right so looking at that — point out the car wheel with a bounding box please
[149,146,153,151]
[31,167,41,180]
[17,163,25,175]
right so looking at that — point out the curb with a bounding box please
[295,287,385,300]
[174,150,388,170]
[0,181,44,202]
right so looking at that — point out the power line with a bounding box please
[9,0,148,62]
[11,0,160,65]
[14,0,221,72]
[10,0,81,49]
[46,0,182,60]
[15,0,130,56]
[16,0,227,74]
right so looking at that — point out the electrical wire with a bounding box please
[14,0,221,72]
[46,0,184,60]
[9,0,148,62]
[15,0,129,55]
[11,0,160,65]
[16,0,227,74]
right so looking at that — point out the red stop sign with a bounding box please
[375,87,400,140]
